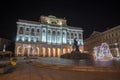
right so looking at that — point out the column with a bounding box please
[65,30,67,44]
[22,26,25,41]
[61,28,63,55]
[55,30,57,44]
[69,31,71,44]
[51,30,53,43]
[39,44,41,56]
[40,28,42,42]
[46,28,48,43]
[28,47,30,56]
[22,47,24,56]
[77,32,79,39]
[28,27,31,42]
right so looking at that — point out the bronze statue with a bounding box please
[73,38,79,52]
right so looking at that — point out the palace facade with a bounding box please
[15,15,83,57]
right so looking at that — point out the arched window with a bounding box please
[52,31,56,43]
[25,28,29,35]
[47,30,51,43]
[36,29,40,35]
[48,30,50,34]
[37,29,39,32]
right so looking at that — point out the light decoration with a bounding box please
[93,42,113,61]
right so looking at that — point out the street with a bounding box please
[0,61,120,80]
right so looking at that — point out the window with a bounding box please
[51,21,57,25]
[37,29,39,32]
[25,37,28,42]
[57,32,60,35]
[71,33,73,38]
[31,37,34,42]
[79,33,81,39]
[48,30,50,34]
[19,27,24,34]
[67,32,69,35]
[52,31,56,43]
[31,29,34,35]
[26,28,29,31]
[47,30,51,43]
[75,33,77,36]
[19,36,22,41]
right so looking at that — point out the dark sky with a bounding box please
[0,0,120,41]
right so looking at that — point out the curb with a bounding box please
[30,61,120,72]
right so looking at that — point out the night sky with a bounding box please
[0,0,120,41]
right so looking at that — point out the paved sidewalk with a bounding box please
[0,62,120,80]
[31,61,120,72]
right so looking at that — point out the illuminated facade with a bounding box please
[15,15,83,57]
[84,25,120,57]
[84,31,102,54]
[102,25,120,57]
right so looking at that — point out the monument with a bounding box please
[61,38,93,60]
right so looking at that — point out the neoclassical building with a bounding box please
[84,25,120,57]
[15,15,83,57]
[84,31,102,54]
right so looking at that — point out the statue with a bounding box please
[72,38,79,52]
[61,38,92,59]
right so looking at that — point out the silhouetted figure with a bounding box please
[73,38,80,52]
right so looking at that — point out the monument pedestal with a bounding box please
[61,51,93,60]
[61,38,93,60]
